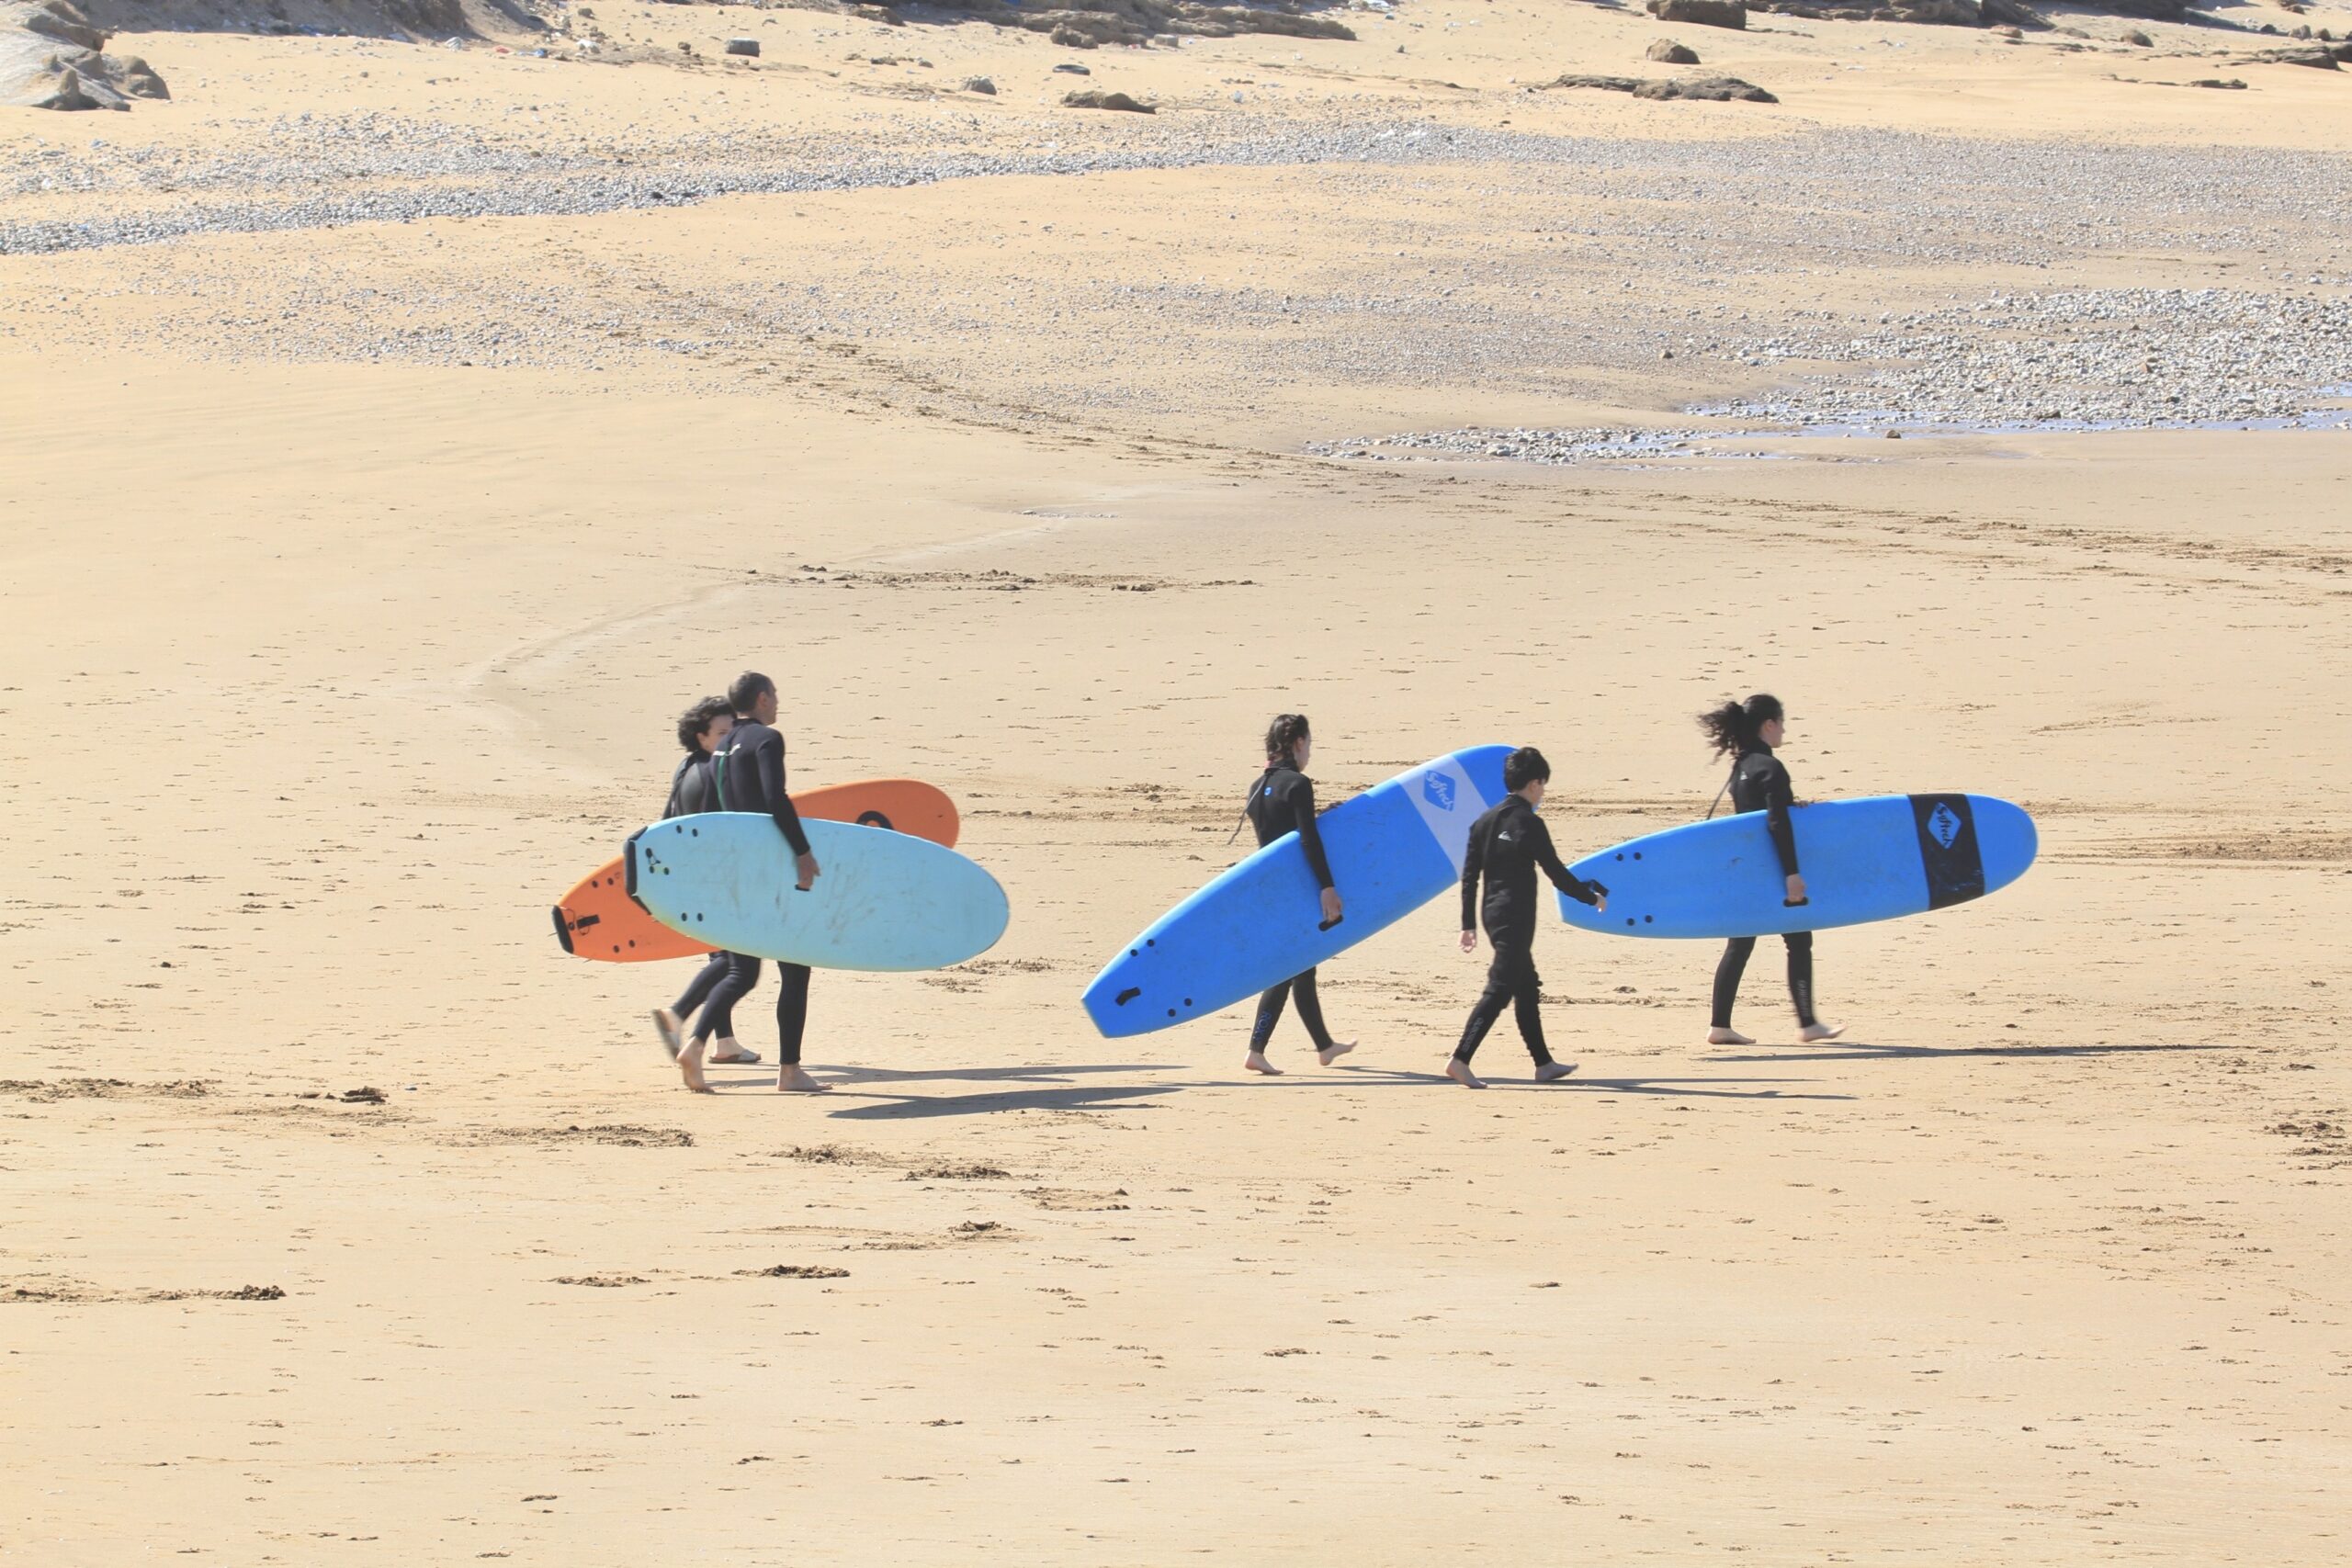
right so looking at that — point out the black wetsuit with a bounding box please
[1454,795,1603,1066]
[664,748,733,1024]
[1710,744,1818,1031]
[694,717,815,1061]
[1245,763,1339,1055]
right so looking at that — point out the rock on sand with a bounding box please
[3,0,168,109]
[1645,0,1746,29]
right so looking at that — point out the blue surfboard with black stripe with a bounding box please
[1555,793,2037,939]
[1081,745,1514,1039]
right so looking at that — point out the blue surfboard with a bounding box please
[627,814,1009,972]
[1555,793,2037,939]
[1081,745,1514,1039]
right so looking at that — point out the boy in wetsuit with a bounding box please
[650,694,761,1073]
[1451,747,1606,1089]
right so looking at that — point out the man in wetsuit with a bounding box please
[1451,747,1606,1089]
[687,670,828,1094]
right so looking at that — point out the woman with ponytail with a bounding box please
[1697,694,1843,1046]
[1239,714,1355,1076]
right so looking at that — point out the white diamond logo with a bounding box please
[1928,803,1962,850]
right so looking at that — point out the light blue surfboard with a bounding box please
[627,813,1008,971]
[1081,745,1514,1039]
[1555,793,2037,940]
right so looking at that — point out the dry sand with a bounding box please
[6,2,2352,1562]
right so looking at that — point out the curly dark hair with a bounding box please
[1263,713,1312,766]
[1699,694,1785,758]
[676,695,734,752]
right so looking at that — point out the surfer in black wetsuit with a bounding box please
[680,671,830,1094]
[1698,694,1842,1046]
[1241,714,1355,1077]
[1451,747,1606,1089]
[650,695,765,1076]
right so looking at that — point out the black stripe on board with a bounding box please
[1909,794,1986,910]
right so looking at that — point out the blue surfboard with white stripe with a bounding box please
[1555,793,2038,939]
[1081,745,1513,1039]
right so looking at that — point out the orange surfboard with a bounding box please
[552,779,960,962]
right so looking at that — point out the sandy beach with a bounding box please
[6,0,2352,1561]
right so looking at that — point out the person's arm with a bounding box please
[1531,816,1603,908]
[756,730,811,857]
[1460,816,1486,933]
[1762,759,1800,878]
[1290,776,1336,892]
[662,755,693,820]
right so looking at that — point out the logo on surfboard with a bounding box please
[1422,772,1457,811]
[1927,802,1962,850]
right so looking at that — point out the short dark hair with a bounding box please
[729,670,775,714]
[1264,713,1311,765]
[1504,746,1551,793]
[675,695,732,752]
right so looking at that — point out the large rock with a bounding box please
[3,0,168,109]
[1636,73,1774,100]
[18,0,98,47]
[1550,71,1776,101]
[2245,46,2339,68]
[1063,87,1154,111]
[1646,38,1700,62]
[1645,0,1746,29]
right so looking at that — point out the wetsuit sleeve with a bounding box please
[1763,759,1800,877]
[1531,816,1601,907]
[756,729,811,857]
[1290,776,1335,891]
[662,756,692,820]
[1460,816,1486,931]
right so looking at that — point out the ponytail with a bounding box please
[1263,713,1311,768]
[1698,693,1783,758]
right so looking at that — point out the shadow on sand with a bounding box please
[1321,1062,1853,1101]
[1706,1041,2224,1065]
[701,1062,1187,1121]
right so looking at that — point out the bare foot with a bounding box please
[708,1037,762,1066]
[1316,1041,1357,1067]
[1445,1058,1487,1089]
[1534,1061,1577,1083]
[1797,1021,1846,1043]
[776,1066,832,1094]
[1244,1051,1284,1076]
[1706,1026,1756,1046]
[676,1039,713,1094]
[651,1008,684,1062]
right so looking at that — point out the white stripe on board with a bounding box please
[1404,755,1482,874]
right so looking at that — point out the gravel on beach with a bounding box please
[6,98,2350,444]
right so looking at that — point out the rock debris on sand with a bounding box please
[1310,287,2352,463]
[12,116,2349,261]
